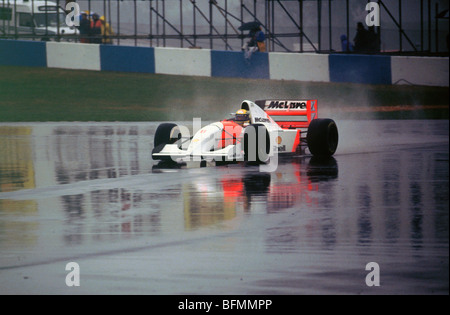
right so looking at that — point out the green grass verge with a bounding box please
[0,65,448,122]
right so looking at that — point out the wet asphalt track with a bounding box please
[0,120,448,295]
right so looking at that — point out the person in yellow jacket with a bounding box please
[100,16,114,44]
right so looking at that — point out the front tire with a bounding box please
[307,118,338,157]
[152,123,181,158]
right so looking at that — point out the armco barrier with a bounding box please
[391,56,449,87]
[329,54,392,85]
[1,39,448,87]
[0,40,46,67]
[154,47,210,77]
[46,42,100,71]
[211,50,269,79]
[269,53,329,82]
[101,45,155,73]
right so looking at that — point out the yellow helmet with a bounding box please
[235,109,250,122]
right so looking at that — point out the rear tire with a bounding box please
[307,118,338,157]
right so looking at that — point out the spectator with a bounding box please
[340,34,354,52]
[354,22,369,52]
[243,26,265,59]
[78,12,90,43]
[447,33,449,52]
[100,16,114,45]
[90,13,102,44]
[367,26,380,52]
[255,27,266,52]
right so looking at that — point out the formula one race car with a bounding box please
[152,99,338,165]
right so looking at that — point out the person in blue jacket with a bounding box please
[340,34,354,52]
[244,26,266,59]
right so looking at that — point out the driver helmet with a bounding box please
[235,109,250,124]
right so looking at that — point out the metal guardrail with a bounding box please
[1,0,449,56]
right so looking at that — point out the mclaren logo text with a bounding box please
[265,101,307,110]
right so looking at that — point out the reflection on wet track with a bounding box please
[0,121,448,294]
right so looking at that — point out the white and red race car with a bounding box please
[152,99,338,165]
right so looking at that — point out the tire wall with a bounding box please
[0,39,448,87]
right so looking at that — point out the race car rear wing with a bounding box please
[254,99,318,129]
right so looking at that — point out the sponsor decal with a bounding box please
[265,100,307,110]
[276,145,286,152]
[254,117,270,123]
[275,136,282,144]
